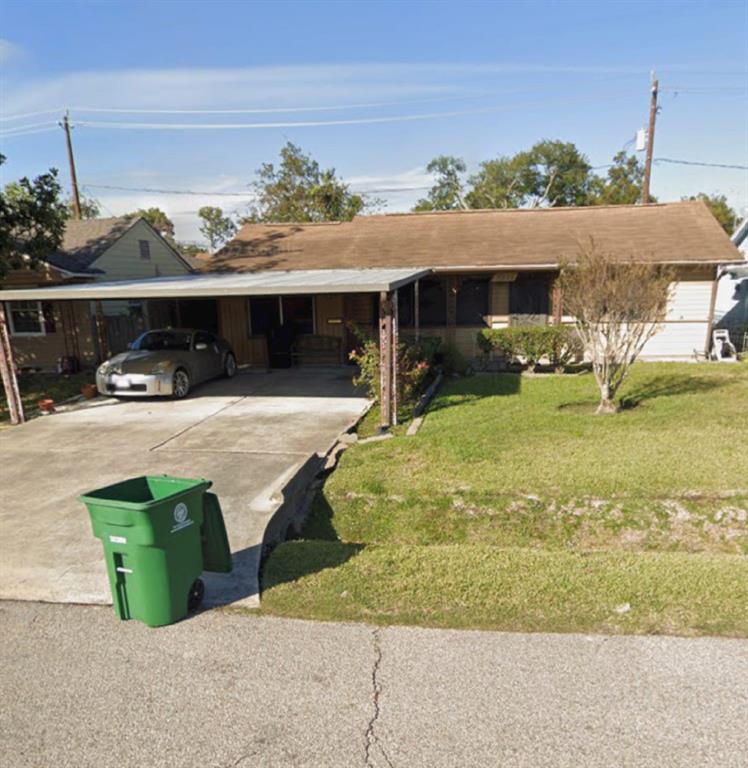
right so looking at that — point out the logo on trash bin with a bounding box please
[171,502,193,533]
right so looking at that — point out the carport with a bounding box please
[0,267,430,429]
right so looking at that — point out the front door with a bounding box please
[250,296,313,368]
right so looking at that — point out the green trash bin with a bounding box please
[81,475,220,628]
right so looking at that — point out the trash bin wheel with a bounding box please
[188,578,204,612]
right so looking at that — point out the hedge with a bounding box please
[477,325,583,369]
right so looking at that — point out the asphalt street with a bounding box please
[1,601,747,768]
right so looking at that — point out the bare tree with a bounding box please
[559,240,673,414]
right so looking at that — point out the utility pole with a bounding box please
[641,72,659,204]
[61,111,82,219]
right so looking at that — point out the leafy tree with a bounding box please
[559,240,673,414]
[176,242,207,259]
[520,140,595,207]
[244,142,365,223]
[65,194,100,220]
[419,140,595,212]
[685,193,738,234]
[0,154,67,278]
[198,206,237,251]
[414,156,468,211]
[590,151,648,206]
[126,207,176,241]
[466,154,535,209]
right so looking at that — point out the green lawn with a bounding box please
[0,372,93,423]
[260,362,748,636]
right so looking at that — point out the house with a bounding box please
[204,199,742,363]
[1,200,743,428]
[715,218,748,351]
[2,216,192,370]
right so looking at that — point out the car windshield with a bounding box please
[133,331,192,352]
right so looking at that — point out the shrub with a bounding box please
[437,341,469,375]
[477,325,582,370]
[349,326,434,405]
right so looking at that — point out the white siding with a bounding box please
[640,278,713,358]
[667,280,713,321]
[640,322,708,359]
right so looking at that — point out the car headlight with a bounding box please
[98,363,111,375]
[150,362,170,375]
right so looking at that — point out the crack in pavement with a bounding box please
[364,627,395,768]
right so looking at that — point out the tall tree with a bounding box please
[198,206,237,251]
[126,207,176,241]
[0,154,67,277]
[559,240,673,414]
[466,154,535,209]
[414,156,468,211]
[244,142,365,223]
[419,140,595,212]
[65,194,100,220]
[520,140,595,207]
[686,193,738,234]
[590,151,648,205]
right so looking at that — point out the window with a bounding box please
[249,297,280,336]
[138,239,151,260]
[282,296,314,335]
[194,331,215,348]
[7,301,45,336]
[509,275,550,316]
[132,330,191,351]
[456,279,489,326]
[418,279,447,326]
[398,283,416,326]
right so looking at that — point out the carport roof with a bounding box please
[0,267,431,301]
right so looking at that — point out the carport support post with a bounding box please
[391,289,399,425]
[379,291,394,431]
[0,302,24,425]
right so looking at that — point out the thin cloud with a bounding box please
[2,60,689,117]
[2,64,470,116]
[0,38,25,65]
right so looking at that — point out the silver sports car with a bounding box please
[96,328,237,399]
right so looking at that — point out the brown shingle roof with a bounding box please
[209,200,740,273]
[47,217,136,273]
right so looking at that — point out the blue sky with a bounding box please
[1,0,746,253]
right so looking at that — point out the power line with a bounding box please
[82,182,431,196]
[84,183,254,197]
[66,92,639,131]
[0,72,658,124]
[62,91,513,116]
[0,88,549,124]
[654,158,748,170]
[0,108,64,123]
[0,126,59,140]
[2,90,641,135]
[0,121,59,137]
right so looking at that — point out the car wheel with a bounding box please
[224,353,237,378]
[187,578,204,612]
[172,368,191,399]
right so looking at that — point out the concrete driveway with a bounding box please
[0,368,369,609]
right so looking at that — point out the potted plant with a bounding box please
[81,383,98,399]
